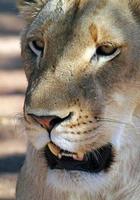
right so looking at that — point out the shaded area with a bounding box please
[0,199,14,200]
[0,154,25,174]
[0,14,24,36]
[0,57,23,70]
[0,91,25,96]
[0,0,18,14]
[0,0,24,73]
[0,28,21,37]
[0,1,26,199]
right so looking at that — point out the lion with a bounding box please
[16,0,140,199]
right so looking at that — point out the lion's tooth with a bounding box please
[48,142,61,157]
[73,152,84,161]
[77,152,84,159]
[58,153,62,159]
[61,152,73,157]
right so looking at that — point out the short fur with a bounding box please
[16,0,140,199]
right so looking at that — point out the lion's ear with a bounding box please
[129,0,140,24]
[17,0,46,22]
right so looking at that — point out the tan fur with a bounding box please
[16,0,140,199]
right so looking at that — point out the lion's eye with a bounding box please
[96,43,118,57]
[90,43,121,65]
[29,40,44,56]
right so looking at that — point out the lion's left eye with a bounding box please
[29,40,44,56]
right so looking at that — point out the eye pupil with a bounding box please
[33,40,44,51]
[96,44,117,56]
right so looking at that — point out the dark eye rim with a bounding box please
[28,40,44,56]
[96,44,118,57]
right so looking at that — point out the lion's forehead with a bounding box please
[29,0,128,37]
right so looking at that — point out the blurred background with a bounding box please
[0,0,27,199]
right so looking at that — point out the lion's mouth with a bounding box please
[44,142,114,173]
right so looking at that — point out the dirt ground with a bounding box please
[0,1,27,199]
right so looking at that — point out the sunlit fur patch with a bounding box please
[82,47,96,61]
[89,23,98,42]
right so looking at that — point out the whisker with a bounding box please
[94,149,103,164]
[98,117,140,134]
[92,151,99,164]
[98,117,131,126]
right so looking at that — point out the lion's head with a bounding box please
[18,0,140,195]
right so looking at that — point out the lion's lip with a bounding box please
[44,142,114,173]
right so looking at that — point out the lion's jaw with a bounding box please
[17,0,140,198]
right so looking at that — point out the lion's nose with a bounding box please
[28,113,71,133]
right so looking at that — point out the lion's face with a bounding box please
[18,0,140,194]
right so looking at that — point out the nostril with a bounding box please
[50,117,63,128]
[28,113,72,133]
[29,114,60,132]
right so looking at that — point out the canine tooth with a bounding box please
[73,152,84,161]
[77,152,84,159]
[48,142,61,156]
[58,153,62,159]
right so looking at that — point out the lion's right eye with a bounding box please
[28,40,44,56]
[96,43,118,57]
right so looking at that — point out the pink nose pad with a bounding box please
[28,112,72,133]
[29,114,64,133]
[34,116,54,130]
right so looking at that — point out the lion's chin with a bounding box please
[44,143,114,173]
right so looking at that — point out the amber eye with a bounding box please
[96,43,118,57]
[29,40,44,56]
